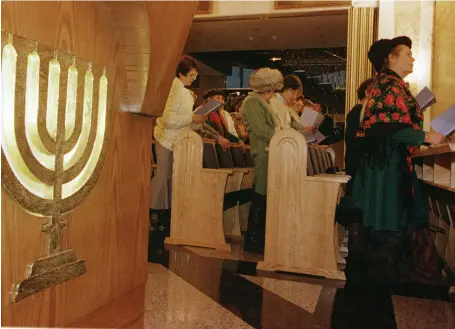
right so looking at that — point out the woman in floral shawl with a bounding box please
[349,36,445,285]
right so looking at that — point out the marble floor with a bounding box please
[144,242,455,329]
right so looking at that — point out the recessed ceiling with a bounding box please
[184,13,348,53]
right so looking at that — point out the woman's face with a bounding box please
[293,99,304,114]
[179,68,198,86]
[388,45,415,78]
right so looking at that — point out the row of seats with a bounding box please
[153,130,349,279]
[202,139,255,239]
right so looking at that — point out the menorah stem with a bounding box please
[42,216,67,255]
[46,48,66,256]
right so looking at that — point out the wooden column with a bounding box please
[345,6,376,116]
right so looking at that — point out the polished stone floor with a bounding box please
[145,242,454,329]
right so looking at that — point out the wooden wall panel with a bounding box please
[142,0,199,116]
[432,1,455,121]
[275,1,351,10]
[1,1,154,326]
[105,1,151,113]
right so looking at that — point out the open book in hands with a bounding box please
[193,98,224,115]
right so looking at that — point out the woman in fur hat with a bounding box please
[348,36,445,285]
[241,68,283,253]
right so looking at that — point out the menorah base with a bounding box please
[10,249,86,302]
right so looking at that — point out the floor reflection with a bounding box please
[145,242,454,329]
[145,263,253,329]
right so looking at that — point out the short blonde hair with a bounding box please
[249,68,283,93]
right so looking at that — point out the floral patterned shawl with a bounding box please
[357,69,424,172]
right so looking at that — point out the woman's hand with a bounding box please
[425,131,446,145]
[217,136,230,151]
[192,114,207,124]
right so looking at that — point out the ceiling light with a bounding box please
[270,57,282,62]
[249,36,254,41]
[272,36,277,40]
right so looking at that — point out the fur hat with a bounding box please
[249,68,284,92]
[368,36,412,73]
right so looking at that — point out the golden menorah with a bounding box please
[1,32,112,302]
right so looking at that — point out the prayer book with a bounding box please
[415,86,436,112]
[431,104,455,137]
[193,99,223,115]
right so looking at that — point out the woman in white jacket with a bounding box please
[150,55,228,261]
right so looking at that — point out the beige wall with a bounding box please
[378,0,455,129]
[432,1,455,120]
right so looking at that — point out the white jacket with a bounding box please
[154,78,194,151]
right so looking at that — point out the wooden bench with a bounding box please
[257,129,350,280]
[164,131,253,251]
[413,142,455,295]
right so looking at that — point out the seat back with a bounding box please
[215,144,234,168]
[203,140,220,169]
[308,147,322,174]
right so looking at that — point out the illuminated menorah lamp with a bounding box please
[1,32,112,302]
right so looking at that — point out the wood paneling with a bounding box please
[1,1,150,326]
[0,0,195,326]
[275,1,351,10]
[432,1,455,119]
[105,1,151,113]
[142,1,199,116]
[66,284,146,328]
